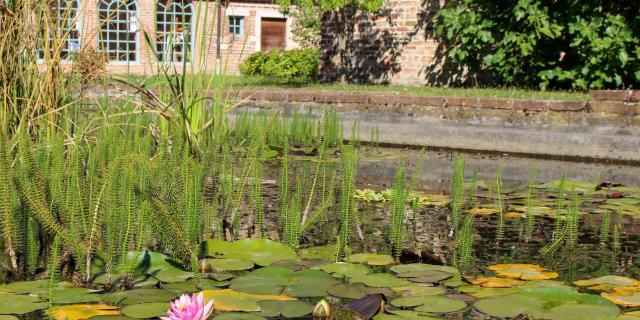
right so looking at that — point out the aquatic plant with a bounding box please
[456,215,474,271]
[494,166,505,240]
[524,165,539,242]
[390,163,407,259]
[449,153,466,231]
[466,170,478,209]
[599,211,611,247]
[337,145,358,260]
[162,293,213,320]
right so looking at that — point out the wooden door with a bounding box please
[261,18,286,52]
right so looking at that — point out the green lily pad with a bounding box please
[327,283,367,299]
[574,276,639,291]
[163,279,231,293]
[206,258,255,271]
[0,316,18,320]
[391,264,461,287]
[412,296,467,313]
[103,288,177,305]
[0,280,71,294]
[348,254,395,266]
[202,239,298,267]
[350,273,411,288]
[379,310,440,319]
[214,313,267,320]
[121,302,169,319]
[474,286,619,320]
[298,244,346,261]
[91,251,193,284]
[210,273,235,281]
[313,263,370,279]
[0,294,47,315]
[43,287,103,304]
[255,300,314,318]
[230,267,338,297]
[393,285,446,296]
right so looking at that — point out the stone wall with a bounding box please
[231,89,640,162]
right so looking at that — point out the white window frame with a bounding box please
[228,16,244,37]
[97,0,140,65]
[38,0,82,62]
[156,0,194,64]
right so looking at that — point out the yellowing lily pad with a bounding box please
[602,287,640,307]
[48,304,120,320]
[574,276,640,291]
[201,289,296,312]
[348,254,395,266]
[466,208,498,215]
[488,264,559,280]
[465,276,526,288]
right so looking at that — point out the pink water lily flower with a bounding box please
[161,292,214,320]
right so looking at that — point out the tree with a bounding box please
[276,0,384,82]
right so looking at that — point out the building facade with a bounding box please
[320,0,447,85]
[48,0,297,75]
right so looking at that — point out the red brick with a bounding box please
[479,98,513,110]
[590,100,635,115]
[314,92,340,104]
[447,97,478,107]
[630,90,640,102]
[549,101,587,112]
[414,96,446,106]
[397,95,417,105]
[340,93,370,104]
[288,91,316,102]
[513,99,549,111]
[263,91,288,102]
[590,90,632,102]
[370,94,400,105]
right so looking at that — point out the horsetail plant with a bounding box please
[337,145,358,261]
[390,163,407,259]
[524,165,539,242]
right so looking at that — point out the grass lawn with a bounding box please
[125,75,588,101]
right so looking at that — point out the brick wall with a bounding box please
[319,0,448,85]
[74,0,295,75]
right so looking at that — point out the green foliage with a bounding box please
[433,0,640,89]
[390,163,407,259]
[456,215,474,271]
[337,145,358,260]
[524,165,538,242]
[599,211,610,248]
[449,154,465,231]
[239,49,320,81]
[494,166,505,240]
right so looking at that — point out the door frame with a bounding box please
[255,10,290,52]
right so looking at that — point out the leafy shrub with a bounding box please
[433,0,640,90]
[240,48,319,81]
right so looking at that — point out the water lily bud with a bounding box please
[312,299,330,319]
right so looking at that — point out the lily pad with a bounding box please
[121,302,168,319]
[213,313,267,320]
[574,276,639,291]
[163,279,231,293]
[202,239,298,267]
[313,262,370,279]
[255,300,314,318]
[350,273,411,288]
[327,283,367,299]
[298,244,345,261]
[41,287,103,304]
[465,276,526,288]
[103,288,177,306]
[383,310,440,319]
[201,289,296,312]
[602,287,640,307]
[0,280,71,294]
[0,294,47,315]
[348,254,395,266]
[206,258,255,271]
[230,266,338,297]
[390,264,462,287]
[48,304,120,320]
[488,263,559,280]
[474,286,619,320]
[412,296,467,313]
[392,285,446,296]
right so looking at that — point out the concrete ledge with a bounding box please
[229,89,640,163]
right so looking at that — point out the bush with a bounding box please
[432,0,640,90]
[239,48,319,81]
